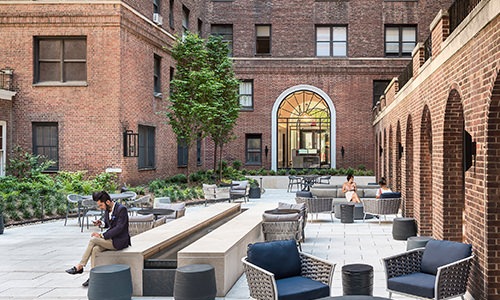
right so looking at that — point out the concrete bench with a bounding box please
[94,203,241,296]
[178,202,276,297]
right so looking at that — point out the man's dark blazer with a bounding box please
[102,202,131,250]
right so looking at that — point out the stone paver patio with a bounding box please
[0,189,427,299]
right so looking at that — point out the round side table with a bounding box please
[392,217,417,240]
[174,264,216,300]
[342,264,374,296]
[87,264,132,300]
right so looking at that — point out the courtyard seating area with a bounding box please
[0,188,466,299]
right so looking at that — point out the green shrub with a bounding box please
[232,160,242,170]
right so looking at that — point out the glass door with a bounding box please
[277,90,330,169]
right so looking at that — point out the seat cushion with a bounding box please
[363,188,378,198]
[232,180,248,190]
[380,192,401,198]
[387,272,436,299]
[276,276,330,300]
[129,214,154,222]
[421,240,472,275]
[262,212,300,222]
[247,240,301,279]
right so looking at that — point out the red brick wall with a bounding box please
[373,2,499,297]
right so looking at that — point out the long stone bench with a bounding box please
[94,203,241,296]
[177,202,277,297]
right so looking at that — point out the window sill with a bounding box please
[138,167,156,171]
[240,107,254,112]
[154,92,163,99]
[245,163,262,166]
[33,81,88,87]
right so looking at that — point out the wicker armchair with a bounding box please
[262,211,303,250]
[383,239,473,300]
[128,213,155,236]
[361,197,401,224]
[242,240,335,300]
[296,196,333,222]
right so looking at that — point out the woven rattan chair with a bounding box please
[128,213,155,236]
[296,196,333,222]
[262,211,303,250]
[383,239,473,300]
[287,176,302,192]
[242,240,335,300]
[126,194,151,215]
[361,197,401,224]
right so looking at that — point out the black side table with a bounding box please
[392,217,417,240]
[340,203,355,223]
[174,264,216,300]
[342,264,373,296]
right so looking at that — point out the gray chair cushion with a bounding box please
[247,240,301,280]
[363,188,378,198]
[420,240,472,275]
[262,213,300,222]
[387,272,436,298]
[129,214,154,222]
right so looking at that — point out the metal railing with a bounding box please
[398,60,413,90]
[423,35,432,62]
[449,0,481,33]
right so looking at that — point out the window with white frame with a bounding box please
[239,80,253,110]
[316,26,347,57]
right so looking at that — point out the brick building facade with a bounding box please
[373,0,499,298]
[0,0,499,298]
[0,0,454,184]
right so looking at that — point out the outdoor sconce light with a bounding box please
[379,146,384,156]
[265,145,269,158]
[398,142,404,160]
[123,130,139,157]
[341,146,345,159]
[464,130,476,171]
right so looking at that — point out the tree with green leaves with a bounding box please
[166,32,239,181]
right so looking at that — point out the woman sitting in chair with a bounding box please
[376,177,393,199]
[342,174,361,203]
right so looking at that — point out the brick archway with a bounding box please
[405,115,414,217]
[396,121,402,192]
[441,89,465,241]
[388,126,394,189]
[419,106,433,235]
[486,70,500,299]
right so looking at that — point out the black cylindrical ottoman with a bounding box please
[407,236,434,250]
[88,264,132,300]
[174,264,216,300]
[342,264,373,296]
[340,203,354,223]
[392,217,417,240]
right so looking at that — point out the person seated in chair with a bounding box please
[342,174,361,203]
[65,191,131,287]
[376,177,393,199]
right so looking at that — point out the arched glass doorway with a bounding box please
[277,90,331,169]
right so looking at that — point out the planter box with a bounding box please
[248,187,261,199]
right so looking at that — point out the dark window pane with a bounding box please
[64,63,86,81]
[32,123,58,171]
[39,40,61,60]
[138,125,155,168]
[39,62,61,81]
[64,39,86,59]
[256,38,270,54]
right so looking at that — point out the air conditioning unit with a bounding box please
[153,13,163,26]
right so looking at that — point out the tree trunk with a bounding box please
[213,141,219,172]
[219,144,224,181]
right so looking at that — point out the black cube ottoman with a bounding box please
[392,217,417,240]
[88,264,132,300]
[340,203,355,223]
[342,264,374,296]
[174,264,216,300]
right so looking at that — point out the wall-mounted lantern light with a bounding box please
[341,146,345,159]
[379,146,384,156]
[123,130,139,157]
[398,142,404,160]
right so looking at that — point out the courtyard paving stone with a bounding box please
[0,189,424,299]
